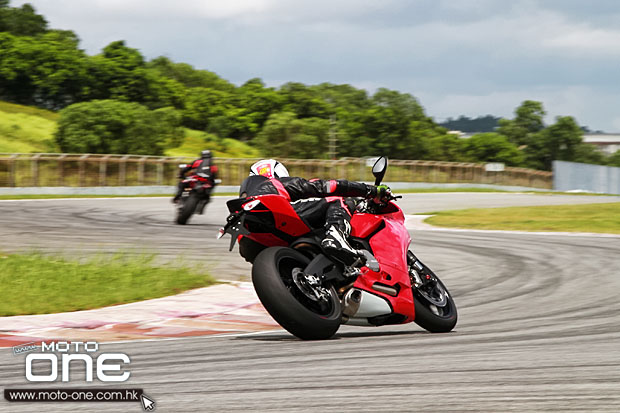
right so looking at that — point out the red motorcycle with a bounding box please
[219,157,457,339]
[176,170,219,225]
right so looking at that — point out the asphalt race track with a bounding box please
[1,193,620,412]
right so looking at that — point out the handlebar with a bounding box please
[356,191,401,213]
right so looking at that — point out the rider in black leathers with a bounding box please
[173,150,218,203]
[244,163,389,266]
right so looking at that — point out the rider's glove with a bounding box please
[375,185,391,203]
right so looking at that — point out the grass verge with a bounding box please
[165,128,261,158]
[424,202,620,234]
[0,252,216,316]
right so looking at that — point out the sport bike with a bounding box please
[176,170,219,225]
[219,157,457,339]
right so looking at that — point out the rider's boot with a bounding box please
[172,183,184,203]
[321,225,363,267]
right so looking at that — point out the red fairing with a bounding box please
[353,266,415,321]
[253,195,310,237]
[191,159,202,168]
[247,233,288,247]
[211,165,218,173]
[269,179,291,201]
[352,204,415,321]
[350,214,383,238]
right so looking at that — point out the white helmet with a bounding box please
[249,159,289,179]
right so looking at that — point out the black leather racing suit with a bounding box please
[245,177,378,265]
[174,158,218,201]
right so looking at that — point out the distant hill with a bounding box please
[0,101,261,158]
[439,115,501,133]
[0,101,58,153]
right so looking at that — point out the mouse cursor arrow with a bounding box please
[141,393,155,411]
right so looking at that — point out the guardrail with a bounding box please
[0,153,553,189]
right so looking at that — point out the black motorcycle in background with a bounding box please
[175,168,219,225]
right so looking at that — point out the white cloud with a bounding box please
[9,0,620,131]
[420,86,620,131]
[543,26,620,57]
[83,0,275,20]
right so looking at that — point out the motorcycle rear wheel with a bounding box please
[176,193,198,225]
[252,247,342,340]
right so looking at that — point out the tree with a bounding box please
[439,115,501,133]
[523,116,583,170]
[462,133,524,166]
[0,2,48,36]
[234,78,284,134]
[55,100,183,155]
[278,82,332,119]
[312,83,372,158]
[147,56,235,91]
[358,88,438,158]
[497,100,546,146]
[0,32,89,108]
[254,112,330,158]
[607,150,620,167]
[573,143,608,166]
[84,41,151,103]
[427,134,466,162]
[180,87,232,131]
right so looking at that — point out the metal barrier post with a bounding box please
[100,155,109,186]
[9,154,17,187]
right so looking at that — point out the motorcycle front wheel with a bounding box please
[176,193,198,225]
[252,247,342,340]
[410,255,457,333]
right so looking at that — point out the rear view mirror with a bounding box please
[372,157,388,185]
[178,164,187,169]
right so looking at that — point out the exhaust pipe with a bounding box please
[342,289,362,317]
[372,283,398,297]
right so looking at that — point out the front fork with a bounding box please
[408,251,436,289]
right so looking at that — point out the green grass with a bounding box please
[165,128,261,158]
[0,101,59,121]
[424,202,620,234]
[396,188,616,195]
[0,100,261,158]
[532,191,615,196]
[0,252,216,316]
[0,110,58,153]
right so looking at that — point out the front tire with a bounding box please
[413,276,457,333]
[252,247,342,340]
[409,253,457,333]
[176,193,198,225]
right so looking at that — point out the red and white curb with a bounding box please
[0,282,279,348]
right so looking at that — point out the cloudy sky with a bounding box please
[13,0,620,132]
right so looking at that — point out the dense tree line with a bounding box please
[439,115,501,133]
[1,2,618,168]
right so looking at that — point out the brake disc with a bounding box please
[291,268,329,302]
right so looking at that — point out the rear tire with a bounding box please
[176,193,198,225]
[252,247,341,340]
